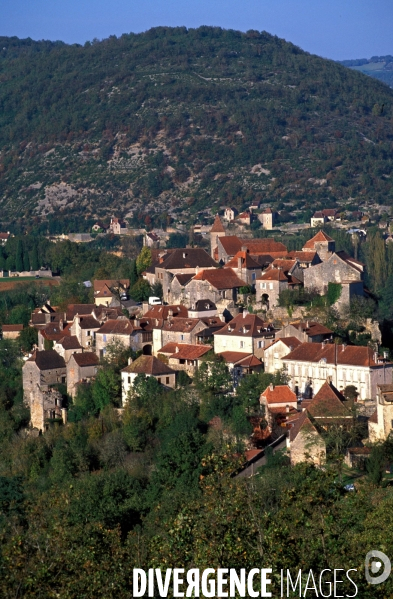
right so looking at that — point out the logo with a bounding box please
[365,550,391,585]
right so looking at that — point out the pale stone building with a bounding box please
[281,343,393,400]
[368,384,393,441]
[287,411,326,466]
[70,315,101,350]
[263,337,302,373]
[67,352,99,398]
[213,312,276,359]
[121,356,176,403]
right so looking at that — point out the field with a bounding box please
[0,277,60,291]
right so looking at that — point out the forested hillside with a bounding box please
[339,55,393,88]
[0,27,393,226]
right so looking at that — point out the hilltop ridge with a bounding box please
[0,27,392,228]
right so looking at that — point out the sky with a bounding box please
[1,0,392,60]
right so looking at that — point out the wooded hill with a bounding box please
[0,27,393,227]
[339,55,393,89]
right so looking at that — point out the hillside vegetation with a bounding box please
[0,27,393,227]
[339,55,393,88]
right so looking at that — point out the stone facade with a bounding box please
[288,416,326,466]
[66,353,99,397]
[368,384,393,441]
[303,253,363,295]
[22,351,67,430]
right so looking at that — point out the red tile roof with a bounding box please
[224,251,261,269]
[260,385,297,405]
[77,316,101,330]
[192,268,246,289]
[282,342,387,367]
[286,250,318,262]
[71,352,99,367]
[307,382,351,418]
[143,305,188,319]
[170,344,212,360]
[258,269,288,282]
[242,239,287,256]
[2,324,23,332]
[162,317,202,333]
[290,321,333,337]
[97,319,134,335]
[93,279,130,292]
[26,350,66,370]
[57,335,82,350]
[218,351,254,364]
[236,354,263,368]
[66,304,96,321]
[218,236,243,256]
[303,230,334,249]
[214,312,273,337]
[210,214,226,233]
[289,411,319,442]
[270,337,302,350]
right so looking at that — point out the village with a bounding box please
[11,210,392,475]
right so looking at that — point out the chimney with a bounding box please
[195,266,200,275]
[128,357,133,365]
[306,320,309,329]
[243,309,247,318]
[175,346,179,353]
[238,256,242,270]
[134,318,140,327]
[47,299,51,306]
[269,383,274,391]
[168,309,174,317]
[61,408,68,425]
[286,405,290,413]
[374,351,378,363]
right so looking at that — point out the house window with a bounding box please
[269,283,274,290]
[103,334,107,342]
[180,334,184,341]
[166,377,170,385]
[258,340,265,349]
[87,330,91,336]
[157,378,161,384]
[252,272,256,280]
[240,341,244,348]
[260,282,266,290]
[128,376,131,385]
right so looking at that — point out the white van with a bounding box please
[148,296,162,305]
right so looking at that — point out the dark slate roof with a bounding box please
[158,248,217,270]
[27,350,66,370]
[71,353,99,367]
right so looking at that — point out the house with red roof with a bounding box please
[281,342,392,400]
[223,250,262,288]
[302,230,335,261]
[368,383,393,442]
[259,383,299,435]
[213,311,276,359]
[181,267,247,307]
[158,342,212,375]
[255,261,302,309]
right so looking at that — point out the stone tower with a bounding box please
[210,214,226,259]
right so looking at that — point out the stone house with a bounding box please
[237,211,252,226]
[213,312,276,359]
[153,317,209,356]
[181,268,246,307]
[154,248,217,302]
[109,217,127,235]
[22,350,67,431]
[256,266,301,309]
[38,321,70,350]
[188,300,217,319]
[259,208,276,230]
[286,250,321,269]
[53,336,83,362]
[224,251,262,288]
[368,383,393,442]
[2,324,23,339]
[217,351,263,386]
[263,337,302,373]
[310,211,327,228]
[121,356,176,403]
[259,384,298,433]
[210,214,227,258]
[144,232,160,248]
[67,352,99,397]
[223,207,237,222]
[287,411,326,466]
[95,318,148,358]
[158,342,212,375]
[70,315,101,350]
[276,321,333,344]
[214,235,288,264]
[303,251,364,296]
[281,342,393,400]
[302,230,335,261]
[93,279,130,306]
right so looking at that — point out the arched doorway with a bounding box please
[261,293,269,309]
[142,344,152,355]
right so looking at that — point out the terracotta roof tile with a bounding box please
[282,342,387,367]
[97,319,134,335]
[159,248,217,270]
[260,385,297,405]
[170,344,212,360]
[218,351,254,363]
[307,382,351,418]
[26,350,66,371]
[258,269,288,281]
[71,352,99,367]
[121,355,175,376]
[210,214,226,233]
[303,230,334,249]
[144,305,188,319]
[214,313,273,337]
[289,412,319,442]
[192,268,246,290]
[2,324,23,332]
[224,251,261,269]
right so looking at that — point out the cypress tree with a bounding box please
[15,240,24,272]
[23,244,30,271]
[30,245,39,271]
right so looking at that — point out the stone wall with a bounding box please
[290,426,326,466]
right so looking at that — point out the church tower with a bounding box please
[210,214,226,259]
